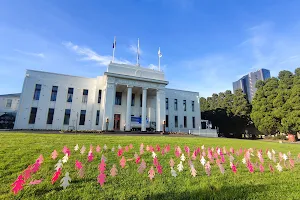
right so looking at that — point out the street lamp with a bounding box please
[163,120,166,133]
[106,118,109,132]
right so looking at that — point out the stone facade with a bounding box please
[14,63,201,132]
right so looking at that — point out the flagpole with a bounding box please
[158,47,161,71]
[112,36,116,62]
[137,38,140,66]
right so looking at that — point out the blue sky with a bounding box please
[1,0,300,97]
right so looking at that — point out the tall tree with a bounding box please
[273,70,294,132]
[200,97,209,112]
[281,68,300,134]
[251,78,280,134]
[210,93,219,110]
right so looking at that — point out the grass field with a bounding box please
[1,132,300,200]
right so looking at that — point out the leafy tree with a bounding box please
[200,97,209,112]
[210,93,219,110]
[231,89,250,117]
[281,68,300,134]
[251,78,279,134]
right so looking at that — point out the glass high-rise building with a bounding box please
[233,68,271,102]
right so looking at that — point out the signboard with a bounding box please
[131,117,148,124]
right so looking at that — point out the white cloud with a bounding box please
[129,44,143,55]
[239,22,300,76]
[14,49,45,58]
[147,64,167,71]
[174,22,300,98]
[63,41,132,66]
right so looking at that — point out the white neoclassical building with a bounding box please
[14,63,201,132]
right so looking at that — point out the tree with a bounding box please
[251,78,280,135]
[231,89,251,137]
[200,97,209,112]
[201,89,252,137]
[281,68,300,134]
[272,70,294,132]
[210,93,219,110]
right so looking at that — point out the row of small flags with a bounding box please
[11,144,300,195]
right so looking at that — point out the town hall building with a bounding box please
[14,63,201,132]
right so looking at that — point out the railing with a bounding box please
[190,129,218,138]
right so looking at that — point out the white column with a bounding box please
[156,89,166,132]
[102,82,116,131]
[125,86,132,131]
[141,88,147,131]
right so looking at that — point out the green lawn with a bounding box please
[1,132,300,200]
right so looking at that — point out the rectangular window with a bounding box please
[131,94,135,106]
[192,101,195,112]
[183,100,186,111]
[47,108,55,124]
[174,99,178,111]
[166,115,169,128]
[192,117,195,129]
[67,88,74,102]
[29,107,37,124]
[79,110,86,125]
[184,116,187,128]
[140,94,142,107]
[175,116,178,128]
[82,89,88,103]
[166,98,168,110]
[96,110,100,125]
[50,86,58,101]
[115,92,122,105]
[33,84,41,100]
[6,99,12,108]
[98,90,102,103]
[63,109,71,125]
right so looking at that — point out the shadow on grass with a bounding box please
[144,184,267,200]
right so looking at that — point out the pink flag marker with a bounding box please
[259,164,264,173]
[148,166,155,180]
[156,144,161,152]
[75,160,83,170]
[135,156,141,164]
[98,173,106,187]
[51,168,61,184]
[125,146,129,152]
[169,158,175,168]
[29,179,43,185]
[247,161,254,173]
[153,157,159,166]
[62,146,70,156]
[32,160,41,173]
[289,158,295,168]
[110,164,118,177]
[231,163,237,174]
[157,164,163,174]
[117,148,123,157]
[22,166,32,181]
[96,145,101,152]
[51,150,58,160]
[138,159,146,173]
[11,175,25,195]
[37,154,44,164]
[269,164,274,173]
[98,160,106,173]
[88,152,94,162]
[120,156,126,168]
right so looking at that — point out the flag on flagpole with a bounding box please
[158,48,162,58]
[112,36,116,63]
[137,38,140,66]
[158,47,162,71]
[112,38,116,49]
